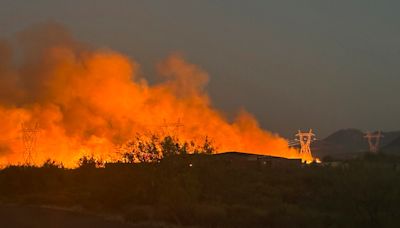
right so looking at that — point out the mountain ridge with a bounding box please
[310,128,400,159]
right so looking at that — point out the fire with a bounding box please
[0,23,311,167]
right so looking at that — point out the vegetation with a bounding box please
[1,143,400,227]
[120,134,216,163]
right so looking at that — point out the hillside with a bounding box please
[1,154,400,227]
[0,205,134,228]
[382,137,400,154]
[311,129,400,159]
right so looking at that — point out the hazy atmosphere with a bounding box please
[2,2,400,227]
[2,0,399,138]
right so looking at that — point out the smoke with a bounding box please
[0,22,307,167]
[157,53,209,98]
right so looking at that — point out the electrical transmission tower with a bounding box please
[21,122,39,165]
[364,131,383,153]
[295,129,316,160]
[160,118,184,138]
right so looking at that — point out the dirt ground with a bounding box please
[0,204,135,228]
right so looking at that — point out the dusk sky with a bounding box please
[1,0,399,138]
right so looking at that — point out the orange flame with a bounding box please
[0,23,311,167]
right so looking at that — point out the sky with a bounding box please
[0,0,399,138]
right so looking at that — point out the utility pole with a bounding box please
[21,122,39,165]
[295,129,316,160]
[364,131,383,153]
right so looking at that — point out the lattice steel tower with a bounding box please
[160,118,184,138]
[295,129,315,159]
[364,131,383,153]
[21,122,39,165]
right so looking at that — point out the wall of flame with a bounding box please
[0,23,311,167]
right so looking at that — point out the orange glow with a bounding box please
[0,23,312,167]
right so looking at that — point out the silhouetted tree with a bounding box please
[201,136,215,154]
[78,155,101,168]
[123,134,162,163]
[161,136,180,157]
[42,159,63,169]
[121,134,216,163]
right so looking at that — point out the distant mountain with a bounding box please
[381,131,400,146]
[311,129,368,159]
[311,129,400,159]
[381,136,400,154]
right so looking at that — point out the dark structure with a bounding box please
[105,152,303,169]
[213,152,302,168]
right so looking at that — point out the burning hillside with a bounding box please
[0,23,311,167]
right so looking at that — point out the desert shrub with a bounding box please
[78,155,102,169]
[42,159,64,169]
[120,134,216,163]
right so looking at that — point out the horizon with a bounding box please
[1,1,399,138]
[1,2,400,227]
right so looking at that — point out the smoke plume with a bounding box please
[0,23,308,167]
